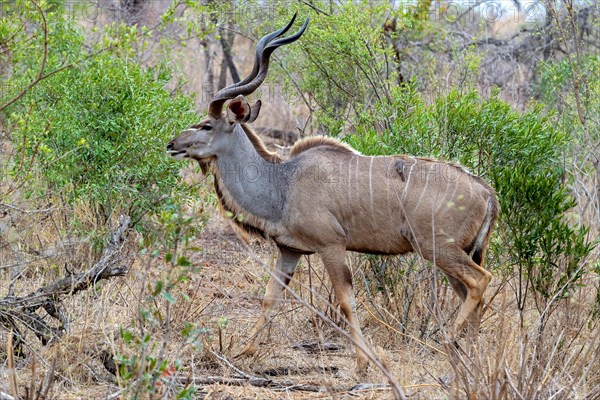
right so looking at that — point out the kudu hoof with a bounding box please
[355,357,369,377]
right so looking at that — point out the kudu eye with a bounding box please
[202,125,213,131]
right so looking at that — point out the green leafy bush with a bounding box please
[349,86,595,310]
[3,5,199,225]
[537,55,599,121]
[536,55,600,314]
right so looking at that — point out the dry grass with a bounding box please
[1,183,598,399]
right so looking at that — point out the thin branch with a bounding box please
[299,0,330,16]
[457,29,531,51]
[0,0,48,113]
[0,203,58,214]
[219,27,240,84]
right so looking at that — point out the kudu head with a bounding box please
[167,14,309,163]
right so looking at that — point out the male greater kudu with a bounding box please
[167,14,498,372]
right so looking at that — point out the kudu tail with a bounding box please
[467,196,499,267]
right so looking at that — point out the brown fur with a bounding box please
[225,131,499,260]
[242,126,357,162]
[241,125,284,164]
[289,136,358,158]
[211,126,367,243]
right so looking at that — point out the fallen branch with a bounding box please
[196,351,326,393]
[193,351,395,395]
[292,341,343,353]
[0,215,132,348]
[176,375,399,395]
[176,376,323,392]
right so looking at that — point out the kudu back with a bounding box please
[167,14,498,372]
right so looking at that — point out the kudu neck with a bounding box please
[214,124,291,223]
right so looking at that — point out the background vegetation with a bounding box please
[0,0,598,399]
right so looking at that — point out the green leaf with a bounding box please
[153,280,164,296]
[177,256,191,267]
[162,290,176,304]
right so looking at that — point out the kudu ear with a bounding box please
[226,95,252,124]
[248,100,262,123]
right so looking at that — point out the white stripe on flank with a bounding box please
[347,156,353,203]
[435,167,454,215]
[401,158,416,201]
[355,156,360,196]
[415,173,430,210]
[448,175,460,205]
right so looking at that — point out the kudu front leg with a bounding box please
[237,246,301,358]
[320,248,370,374]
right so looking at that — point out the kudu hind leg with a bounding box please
[446,275,483,351]
[437,247,492,339]
[320,248,370,373]
[237,247,301,357]
[446,275,481,331]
